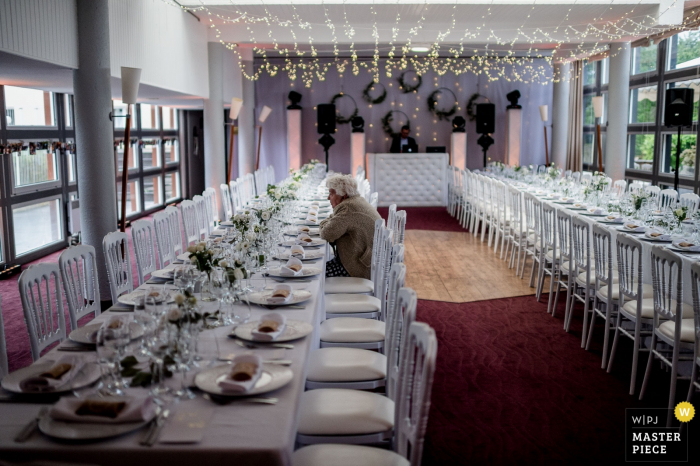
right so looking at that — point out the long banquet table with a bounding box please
[0,246,328,466]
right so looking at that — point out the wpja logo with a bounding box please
[625,403,694,462]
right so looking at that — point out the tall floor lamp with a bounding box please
[114,67,141,232]
[539,105,549,165]
[255,105,273,171]
[227,97,243,183]
[592,96,604,172]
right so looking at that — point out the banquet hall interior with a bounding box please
[1,0,700,464]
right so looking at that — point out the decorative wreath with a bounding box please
[397,70,422,93]
[362,81,387,104]
[330,93,359,125]
[428,88,458,121]
[381,110,410,138]
[466,93,488,121]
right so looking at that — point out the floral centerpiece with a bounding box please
[674,206,688,223]
[631,191,650,211]
[219,258,248,284]
[187,241,219,276]
[583,172,609,197]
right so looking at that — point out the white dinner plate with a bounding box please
[618,224,646,233]
[117,289,172,306]
[280,239,324,248]
[150,263,185,279]
[69,322,145,345]
[233,319,313,342]
[177,252,192,261]
[243,289,313,306]
[285,227,319,236]
[195,364,293,397]
[294,220,321,227]
[38,402,156,440]
[266,266,322,279]
[274,250,325,261]
[1,362,101,394]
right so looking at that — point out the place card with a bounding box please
[159,406,214,444]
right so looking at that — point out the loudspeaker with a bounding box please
[665,88,694,127]
[476,103,495,134]
[317,104,336,134]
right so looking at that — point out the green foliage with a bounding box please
[634,99,656,123]
[638,45,657,74]
[676,31,700,66]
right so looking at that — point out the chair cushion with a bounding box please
[307,348,387,382]
[658,319,696,344]
[578,270,617,286]
[320,318,385,343]
[325,277,374,294]
[597,284,653,302]
[297,389,394,435]
[622,299,692,320]
[292,444,409,466]
[326,294,381,314]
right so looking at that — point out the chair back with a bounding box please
[102,231,134,303]
[165,205,184,257]
[386,287,417,400]
[395,210,407,245]
[370,218,386,283]
[179,200,199,246]
[0,295,6,380]
[229,180,243,213]
[556,208,572,263]
[612,179,627,198]
[650,246,685,331]
[131,219,158,286]
[507,186,523,237]
[369,192,378,209]
[383,262,407,324]
[571,215,591,280]
[592,223,614,293]
[204,187,219,225]
[523,192,539,237]
[542,202,557,254]
[58,245,101,330]
[628,182,644,195]
[19,264,67,361]
[658,189,678,211]
[395,321,438,466]
[220,184,233,219]
[193,195,210,239]
[375,228,394,305]
[644,185,660,204]
[571,171,581,183]
[564,169,572,179]
[153,211,175,269]
[387,204,397,233]
[679,193,700,214]
[615,233,644,304]
[689,262,700,362]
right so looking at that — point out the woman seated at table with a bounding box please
[320,174,381,278]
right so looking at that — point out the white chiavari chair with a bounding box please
[524,193,543,288]
[564,169,572,179]
[552,208,573,320]
[19,264,67,361]
[581,172,593,184]
[0,295,6,380]
[369,192,378,209]
[469,174,484,235]
[58,245,101,331]
[688,262,700,404]
[628,181,644,195]
[103,231,134,304]
[165,205,184,258]
[394,210,407,245]
[254,169,265,196]
[658,188,678,211]
[491,180,507,254]
[505,185,524,272]
[193,195,210,239]
[387,204,397,234]
[153,210,175,269]
[571,171,581,183]
[539,202,558,313]
[229,180,243,213]
[644,185,660,205]
[131,219,158,286]
[679,192,700,214]
[640,247,695,426]
[245,173,256,203]
[566,215,595,346]
[459,169,471,229]
[324,218,381,295]
[482,177,495,244]
[612,179,627,198]
[220,184,233,220]
[204,187,219,226]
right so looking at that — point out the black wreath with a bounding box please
[428,88,458,121]
[362,82,387,104]
[381,111,410,138]
[397,70,422,93]
[330,93,359,125]
[466,93,488,121]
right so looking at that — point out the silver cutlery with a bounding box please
[14,407,49,442]
[202,394,278,405]
[141,408,170,446]
[57,346,95,352]
[232,339,294,350]
[217,356,292,366]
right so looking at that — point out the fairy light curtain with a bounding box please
[254,58,553,175]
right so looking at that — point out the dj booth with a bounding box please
[367,152,449,207]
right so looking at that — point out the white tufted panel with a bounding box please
[368,153,448,207]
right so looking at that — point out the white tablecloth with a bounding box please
[0,247,328,466]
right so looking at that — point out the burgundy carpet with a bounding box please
[377,206,465,232]
[416,295,699,465]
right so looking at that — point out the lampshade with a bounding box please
[592,96,604,118]
[258,105,273,123]
[539,105,548,122]
[229,97,243,120]
[120,67,142,105]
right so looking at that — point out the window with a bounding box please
[162,107,178,130]
[165,171,181,202]
[583,133,606,167]
[144,175,163,210]
[12,198,63,256]
[583,95,595,125]
[665,79,700,123]
[142,140,162,170]
[64,94,73,128]
[631,44,658,75]
[117,180,141,219]
[583,62,597,87]
[116,140,138,173]
[66,141,77,184]
[667,30,700,71]
[582,59,608,170]
[164,139,179,164]
[4,86,55,127]
[112,100,136,129]
[661,133,695,178]
[627,134,655,171]
[140,104,159,130]
[629,86,657,124]
[11,142,60,192]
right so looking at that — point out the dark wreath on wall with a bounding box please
[466,93,489,121]
[381,110,410,138]
[428,87,458,121]
[397,70,422,94]
[330,93,359,124]
[362,81,387,104]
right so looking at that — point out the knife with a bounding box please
[14,407,49,442]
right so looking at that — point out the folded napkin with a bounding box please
[573,203,586,208]
[645,229,671,241]
[280,258,303,276]
[587,207,605,215]
[623,222,646,232]
[265,285,293,305]
[311,201,320,206]
[672,239,700,251]
[604,214,624,223]
[218,354,263,393]
[297,225,310,233]
[562,198,575,204]
[251,312,287,341]
[19,355,86,393]
[550,193,561,200]
[296,233,314,245]
[290,244,306,259]
[308,205,319,213]
[50,396,155,424]
[305,216,318,224]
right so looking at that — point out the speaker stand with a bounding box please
[477,134,494,168]
[319,133,335,173]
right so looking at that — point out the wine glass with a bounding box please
[96,319,131,395]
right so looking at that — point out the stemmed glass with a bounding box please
[96,319,131,396]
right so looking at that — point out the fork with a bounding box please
[232,339,294,350]
[202,393,278,405]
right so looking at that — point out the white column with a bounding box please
[451,132,467,169]
[350,132,366,176]
[551,62,570,169]
[203,42,225,219]
[505,108,522,166]
[287,109,302,171]
[73,0,116,303]
[606,43,631,181]
[238,55,256,177]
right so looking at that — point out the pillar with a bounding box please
[350,132,366,175]
[451,132,467,169]
[288,108,302,171]
[73,0,117,303]
[551,62,570,169]
[606,43,631,181]
[505,108,522,166]
[203,42,225,219]
[238,50,256,178]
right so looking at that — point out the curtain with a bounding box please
[565,60,583,172]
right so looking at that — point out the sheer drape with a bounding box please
[565,60,583,172]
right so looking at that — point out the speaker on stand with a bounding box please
[664,88,694,190]
[317,104,336,172]
[476,103,495,167]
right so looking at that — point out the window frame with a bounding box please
[582,58,609,171]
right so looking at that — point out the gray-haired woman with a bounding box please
[320,174,381,278]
